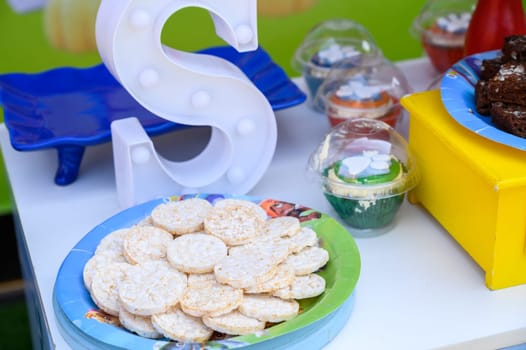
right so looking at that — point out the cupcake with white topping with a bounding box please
[293,19,383,108]
[308,119,419,236]
[412,0,475,72]
[315,59,410,128]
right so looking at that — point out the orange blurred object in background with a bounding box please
[464,0,526,55]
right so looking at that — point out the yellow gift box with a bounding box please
[401,90,526,290]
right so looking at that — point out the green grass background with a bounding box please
[0,1,429,73]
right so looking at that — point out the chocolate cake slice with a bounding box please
[502,35,526,62]
[490,102,526,138]
[479,57,503,81]
[486,63,526,107]
[472,35,526,138]
[474,80,491,115]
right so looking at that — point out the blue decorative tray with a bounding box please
[0,46,306,185]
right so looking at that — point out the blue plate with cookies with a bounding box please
[53,194,360,350]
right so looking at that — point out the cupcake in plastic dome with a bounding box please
[411,0,476,73]
[314,57,411,128]
[307,118,419,237]
[292,18,383,105]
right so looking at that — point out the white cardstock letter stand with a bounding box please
[96,0,277,208]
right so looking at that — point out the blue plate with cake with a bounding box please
[441,40,526,151]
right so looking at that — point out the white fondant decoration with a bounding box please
[437,13,471,33]
[372,154,391,162]
[318,43,360,64]
[362,150,379,157]
[96,0,277,208]
[342,156,370,176]
[370,160,389,170]
[336,79,392,100]
[345,137,392,155]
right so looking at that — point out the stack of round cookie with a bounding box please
[83,197,329,343]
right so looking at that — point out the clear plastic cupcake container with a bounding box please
[411,0,476,73]
[307,118,420,237]
[314,57,411,129]
[292,18,383,105]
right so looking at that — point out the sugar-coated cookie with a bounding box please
[123,225,173,264]
[238,294,299,322]
[285,246,329,275]
[205,204,265,246]
[228,239,289,266]
[244,263,295,294]
[90,262,132,316]
[273,273,326,300]
[187,273,216,288]
[262,216,301,240]
[119,261,187,316]
[284,226,319,254]
[94,228,130,258]
[180,281,243,317]
[83,254,121,292]
[213,198,267,220]
[119,307,162,339]
[151,198,212,235]
[202,310,266,335]
[167,233,227,274]
[152,307,213,343]
[214,252,277,289]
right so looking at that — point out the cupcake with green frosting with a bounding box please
[308,118,419,237]
[324,151,406,231]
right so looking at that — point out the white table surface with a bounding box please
[2,57,526,350]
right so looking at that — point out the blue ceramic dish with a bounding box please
[0,46,306,185]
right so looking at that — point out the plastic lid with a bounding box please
[307,118,419,199]
[411,0,476,42]
[313,57,411,119]
[292,18,383,77]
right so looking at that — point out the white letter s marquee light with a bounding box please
[96,0,277,208]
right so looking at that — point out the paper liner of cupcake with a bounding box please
[307,119,420,236]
